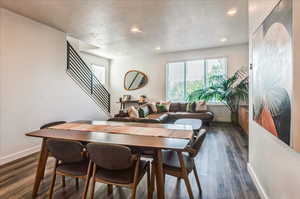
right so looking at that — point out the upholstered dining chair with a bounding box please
[150,129,207,199]
[40,121,67,182]
[46,139,91,199]
[86,143,151,199]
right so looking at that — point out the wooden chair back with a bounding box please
[188,129,207,158]
[87,143,134,170]
[46,139,85,163]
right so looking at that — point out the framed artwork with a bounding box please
[252,0,293,146]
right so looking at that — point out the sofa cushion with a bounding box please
[128,106,139,118]
[156,104,168,113]
[168,111,214,120]
[179,103,188,112]
[160,101,171,111]
[169,103,181,112]
[147,102,157,113]
[138,105,151,118]
[195,101,207,111]
[138,107,144,118]
[186,102,196,112]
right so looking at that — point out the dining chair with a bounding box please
[150,129,207,199]
[40,121,66,129]
[86,143,151,199]
[46,139,91,199]
[40,121,67,182]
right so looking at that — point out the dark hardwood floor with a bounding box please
[0,123,260,199]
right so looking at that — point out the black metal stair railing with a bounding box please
[66,42,110,113]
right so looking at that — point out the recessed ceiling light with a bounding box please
[227,8,237,16]
[131,27,142,33]
[155,46,161,50]
[220,38,228,42]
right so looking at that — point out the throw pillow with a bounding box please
[138,107,144,118]
[156,104,168,113]
[128,106,139,118]
[195,100,207,112]
[140,105,150,117]
[147,102,158,113]
[160,101,171,111]
[186,102,196,112]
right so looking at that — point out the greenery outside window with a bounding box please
[166,57,227,102]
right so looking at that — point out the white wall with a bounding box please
[248,1,300,199]
[110,44,249,121]
[0,9,107,165]
[0,8,3,160]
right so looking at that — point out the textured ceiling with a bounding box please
[0,0,248,58]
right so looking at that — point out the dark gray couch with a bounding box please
[108,102,214,125]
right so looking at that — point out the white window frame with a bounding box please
[165,57,228,102]
[90,63,106,86]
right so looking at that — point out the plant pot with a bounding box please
[231,111,239,125]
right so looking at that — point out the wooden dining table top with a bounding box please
[26,120,193,151]
[72,120,193,130]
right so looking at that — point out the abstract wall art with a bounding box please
[252,0,293,146]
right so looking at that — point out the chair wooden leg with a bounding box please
[193,166,202,195]
[90,163,97,199]
[177,152,194,199]
[82,161,93,199]
[48,160,58,199]
[147,164,151,199]
[150,162,156,198]
[107,184,113,195]
[151,162,155,194]
[131,156,141,199]
[62,176,66,187]
[75,178,79,190]
[131,185,137,199]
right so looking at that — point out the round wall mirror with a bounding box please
[124,70,148,91]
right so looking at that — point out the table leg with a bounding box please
[32,138,49,197]
[154,149,165,199]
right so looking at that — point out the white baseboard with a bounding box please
[247,163,268,199]
[0,146,40,166]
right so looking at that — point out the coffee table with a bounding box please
[175,118,202,133]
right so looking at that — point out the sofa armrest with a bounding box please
[157,113,170,123]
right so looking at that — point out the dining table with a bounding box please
[26,120,194,199]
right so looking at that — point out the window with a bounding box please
[91,64,106,85]
[166,57,227,102]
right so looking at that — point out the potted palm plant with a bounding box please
[187,71,248,125]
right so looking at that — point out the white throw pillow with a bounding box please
[128,106,139,118]
[160,101,171,111]
[195,101,207,112]
[148,102,158,113]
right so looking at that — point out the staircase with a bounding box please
[66,42,111,114]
